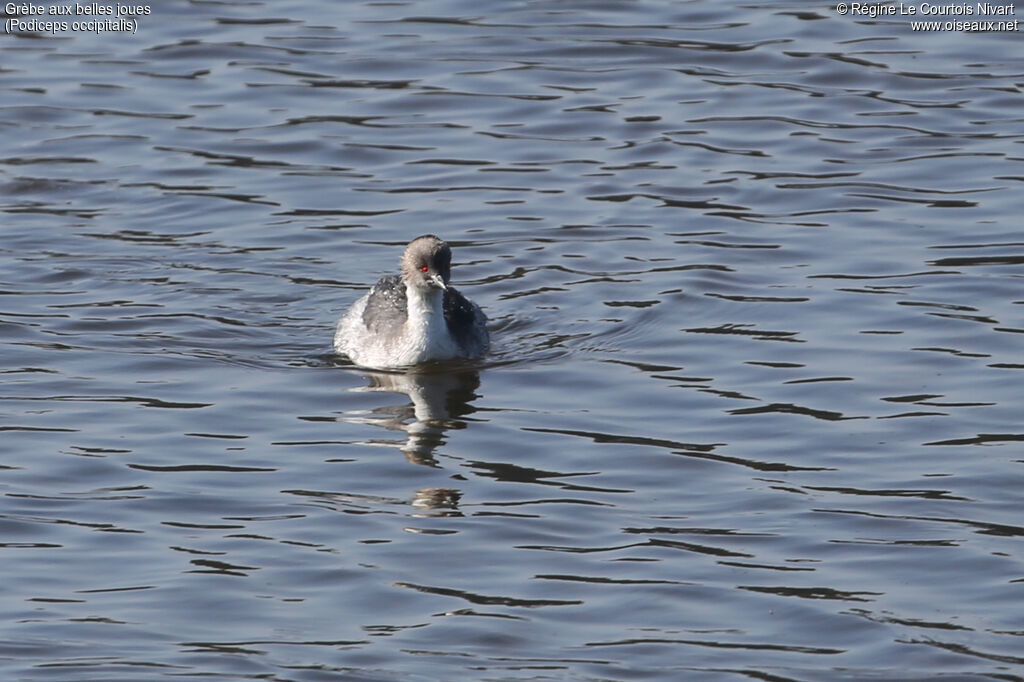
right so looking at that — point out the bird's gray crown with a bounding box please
[401,234,452,291]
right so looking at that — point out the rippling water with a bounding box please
[2,1,1023,680]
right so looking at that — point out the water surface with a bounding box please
[2,1,1023,680]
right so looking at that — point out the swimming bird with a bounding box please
[334,235,489,369]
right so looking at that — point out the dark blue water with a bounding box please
[2,1,1023,680]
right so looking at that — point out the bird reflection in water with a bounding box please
[341,366,483,513]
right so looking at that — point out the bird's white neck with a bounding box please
[403,281,458,359]
[406,282,443,325]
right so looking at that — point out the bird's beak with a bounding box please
[428,273,447,290]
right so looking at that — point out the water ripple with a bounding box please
[2,1,1022,680]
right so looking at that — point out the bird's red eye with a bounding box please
[420,265,429,272]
